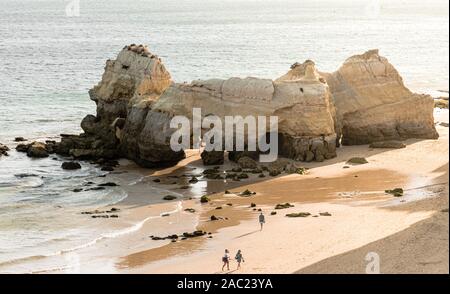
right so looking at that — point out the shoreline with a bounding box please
[0,109,447,274]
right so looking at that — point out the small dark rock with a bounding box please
[61,161,81,170]
[163,195,177,201]
[98,182,118,187]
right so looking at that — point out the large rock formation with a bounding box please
[55,46,437,167]
[324,49,438,145]
[151,60,337,163]
[56,44,178,164]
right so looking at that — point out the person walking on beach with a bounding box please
[259,212,265,230]
[222,249,230,271]
[235,249,245,269]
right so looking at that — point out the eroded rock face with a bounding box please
[323,49,438,145]
[61,46,437,167]
[55,45,174,163]
[152,61,338,163]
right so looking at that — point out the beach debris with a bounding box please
[343,166,350,169]
[275,203,294,210]
[385,188,404,197]
[163,195,177,200]
[439,122,449,127]
[73,188,83,192]
[270,211,277,215]
[184,208,196,213]
[215,206,223,210]
[152,178,161,183]
[441,208,449,213]
[61,161,82,170]
[161,213,170,217]
[319,212,332,216]
[250,203,256,208]
[257,208,262,211]
[286,212,311,217]
[98,182,118,187]
[14,137,26,142]
[346,157,368,165]
[369,141,406,149]
[224,190,231,194]
[210,215,219,221]
[200,195,210,203]
[226,203,233,206]
[239,189,256,196]
[110,214,119,218]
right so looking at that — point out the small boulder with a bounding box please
[61,161,81,170]
[0,143,9,157]
[237,156,258,169]
[369,141,406,149]
[98,182,118,187]
[275,203,294,210]
[163,195,177,201]
[286,212,311,217]
[385,188,404,197]
[319,212,332,216]
[14,137,26,142]
[201,150,224,165]
[346,157,368,165]
[27,142,49,158]
[188,176,199,183]
[200,195,210,203]
[239,189,256,196]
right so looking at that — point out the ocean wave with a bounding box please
[0,201,183,273]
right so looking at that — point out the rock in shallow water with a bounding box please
[61,161,81,170]
[0,143,9,157]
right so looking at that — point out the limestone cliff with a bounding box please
[57,46,438,167]
[151,60,337,163]
[324,49,438,144]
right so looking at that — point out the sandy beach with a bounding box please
[32,109,446,274]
